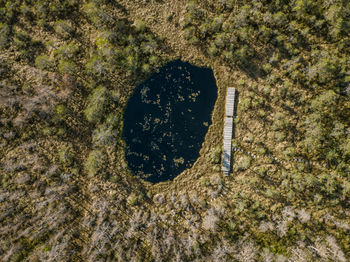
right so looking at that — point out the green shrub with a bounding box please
[283,146,296,160]
[85,55,108,77]
[127,193,140,206]
[83,3,113,28]
[257,146,267,155]
[84,149,105,177]
[55,20,74,39]
[210,146,222,164]
[35,55,53,70]
[0,23,11,49]
[256,167,267,178]
[223,50,233,61]
[58,145,74,167]
[53,104,71,123]
[84,86,110,123]
[141,63,151,74]
[133,19,146,32]
[274,131,286,142]
[58,60,77,75]
[208,43,218,56]
[148,55,159,66]
[183,26,196,40]
[92,123,119,147]
[240,98,251,110]
[271,112,289,131]
[234,45,250,65]
[54,42,79,60]
[236,155,252,171]
[14,32,30,49]
[201,177,210,187]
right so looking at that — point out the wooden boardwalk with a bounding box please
[222,88,236,176]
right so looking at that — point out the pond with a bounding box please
[123,60,218,183]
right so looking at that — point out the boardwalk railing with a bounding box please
[222,88,236,176]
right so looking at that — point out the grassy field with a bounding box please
[0,0,349,261]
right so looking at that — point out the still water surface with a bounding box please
[123,60,217,183]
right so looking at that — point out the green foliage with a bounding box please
[84,149,105,177]
[133,20,146,33]
[283,147,296,160]
[0,23,10,49]
[236,155,252,171]
[54,20,75,39]
[201,177,210,187]
[83,2,113,28]
[53,104,71,124]
[84,86,110,124]
[54,42,79,60]
[58,145,74,167]
[92,113,122,147]
[13,31,30,49]
[271,113,289,131]
[35,55,53,70]
[208,43,218,56]
[183,26,196,40]
[127,193,139,206]
[210,145,222,164]
[58,59,77,75]
[86,55,108,77]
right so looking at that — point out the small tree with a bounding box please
[55,20,75,39]
[58,145,74,167]
[84,86,110,123]
[84,149,105,177]
[58,60,77,75]
[133,20,146,33]
[54,42,79,60]
[236,155,252,171]
[0,23,11,49]
[35,55,53,70]
[86,55,108,77]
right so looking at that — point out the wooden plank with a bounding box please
[225,88,236,117]
[222,88,236,175]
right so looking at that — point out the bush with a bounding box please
[283,146,296,160]
[183,26,196,40]
[86,55,108,77]
[55,20,75,39]
[53,104,71,123]
[0,23,11,49]
[201,177,210,187]
[274,131,286,142]
[84,149,105,177]
[236,155,252,171]
[83,3,113,28]
[127,193,139,206]
[208,43,218,56]
[58,60,77,75]
[54,42,79,60]
[148,55,159,66]
[210,146,222,164]
[133,19,146,32]
[234,45,250,65]
[14,32,30,49]
[58,145,74,167]
[257,146,267,155]
[35,55,53,70]
[92,123,119,147]
[271,112,289,131]
[84,86,110,123]
[141,63,151,74]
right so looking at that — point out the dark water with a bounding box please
[123,60,217,183]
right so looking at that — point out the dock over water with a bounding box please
[222,88,236,176]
